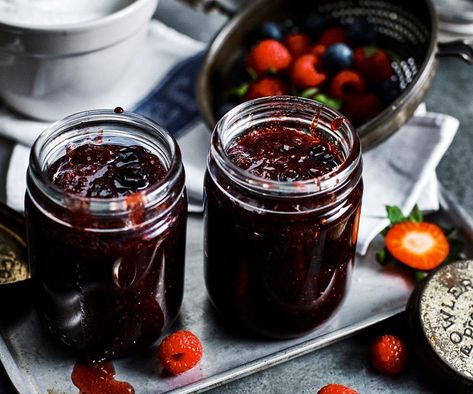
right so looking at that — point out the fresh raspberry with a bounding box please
[371,335,407,375]
[318,27,347,46]
[317,383,358,394]
[354,47,392,84]
[291,54,327,89]
[159,330,203,375]
[311,44,326,59]
[247,39,292,75]
[283,33,312,58]
[330,70,366,99]
[245,77,289,101]
[343,93,383,126]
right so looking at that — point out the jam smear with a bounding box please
[48,144,166,198]
[227,125,342,182]
[114,107,125,114]
[72,361,134,394]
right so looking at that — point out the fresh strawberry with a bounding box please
[354,47,392,84]
[330,70,365,99]
[159,330,203,375]
[371,335,407,375]
[247,39,292,75]
[317,383,358,394]
[318,27,347,46]
[245,77,289,101]
[385,221,450,270]
[311,44,326,58]
[283,33,312,58]
[342,93,383,125]
[291,54,327,89]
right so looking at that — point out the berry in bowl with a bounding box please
[220,16,402,128]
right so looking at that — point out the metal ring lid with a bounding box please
[407,260,473,393]
[0,203,29,286]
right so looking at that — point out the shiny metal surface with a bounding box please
[0,186,471,393]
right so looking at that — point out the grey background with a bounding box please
[0,0,471,392]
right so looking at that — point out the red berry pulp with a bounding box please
[205,122,362,338]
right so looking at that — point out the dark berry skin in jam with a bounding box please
[205,125,362,338]
[26,143,187,361]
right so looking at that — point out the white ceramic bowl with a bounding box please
[0,0,158,120]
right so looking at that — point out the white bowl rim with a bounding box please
[0,0,154,33]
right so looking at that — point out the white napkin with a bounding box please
[358,112,458,254]
[0,20,459,254]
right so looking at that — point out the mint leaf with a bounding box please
[225,82,250,99]
[408,205,423,223]
[301,88,319,99]
[386,205,405,225]
[314,94,342,110]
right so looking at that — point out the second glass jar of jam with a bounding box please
[25,109,187,361]
[204,96,363,338]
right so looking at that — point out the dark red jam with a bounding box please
[26,139,187,361]
[205,122,362,338]
[72,361,134,394]
[227,125,341,181]
[48,144,166,198]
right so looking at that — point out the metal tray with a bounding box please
[0,186,472,394]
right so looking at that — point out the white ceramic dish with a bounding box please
[0,0,158,120]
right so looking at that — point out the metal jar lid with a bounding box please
[0,203,29,286]
[407,260,473,393]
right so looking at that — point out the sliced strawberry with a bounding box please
[385,222,450,270]
[291,54,326,89]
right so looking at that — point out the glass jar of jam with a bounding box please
[25,109,187,361]
[204,96,363,338]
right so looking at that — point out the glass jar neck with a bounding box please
[27,110,185,226]
[209,96,362,200]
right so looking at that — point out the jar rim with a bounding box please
[210,96,362,196]
[29,109,184,215]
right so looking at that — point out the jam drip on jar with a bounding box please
[227,125,342,182]
[72,361,134,394]
[48,144,166,198]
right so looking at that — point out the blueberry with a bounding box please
[378,79,403,105]
[247,21,283,46]
[347,18,377,46]
[322,44,354,74]
[301,15,328,37]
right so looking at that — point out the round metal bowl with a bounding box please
[196,0,472,150]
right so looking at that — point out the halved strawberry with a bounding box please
[385,222,450,270]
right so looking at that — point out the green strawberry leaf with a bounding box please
[408,205,423,223]
[363,45,378,58]
[386,205,406,225]
[246,67,258,81]
[301,87,319,99]
[413,271,428,282]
